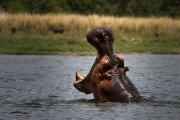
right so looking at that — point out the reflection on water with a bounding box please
[0,54,180,120]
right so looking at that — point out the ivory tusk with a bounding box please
[76,71,81,81]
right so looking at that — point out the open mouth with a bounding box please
[74,79,83,84]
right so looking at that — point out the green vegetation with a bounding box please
[0,0,180,17]
[113,33,180,54]
[0,32,179,55]
[0,32,93,55]
[0,13,179,55]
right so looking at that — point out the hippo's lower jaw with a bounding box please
[73,83,92,94]
[73,71,93,94]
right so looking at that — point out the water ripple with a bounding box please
[0,54,180,120]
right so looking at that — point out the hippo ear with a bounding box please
[76,71,81,81]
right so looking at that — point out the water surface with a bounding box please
[0,54,180,120]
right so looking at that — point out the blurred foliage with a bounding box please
[0,0,179,17]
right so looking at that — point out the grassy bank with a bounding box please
[0,13,179,54]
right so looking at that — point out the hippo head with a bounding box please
[86,26,114,55]
[86,26,116,65]
[73,71,93,94]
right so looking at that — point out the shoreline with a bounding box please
[0,51,179,56]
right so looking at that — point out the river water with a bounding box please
[0,54,180,120]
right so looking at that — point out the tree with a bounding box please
[160,0,180,17]
[0,0,179,17]
[127,0,163,16]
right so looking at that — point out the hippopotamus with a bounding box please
[73,26,140,103]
